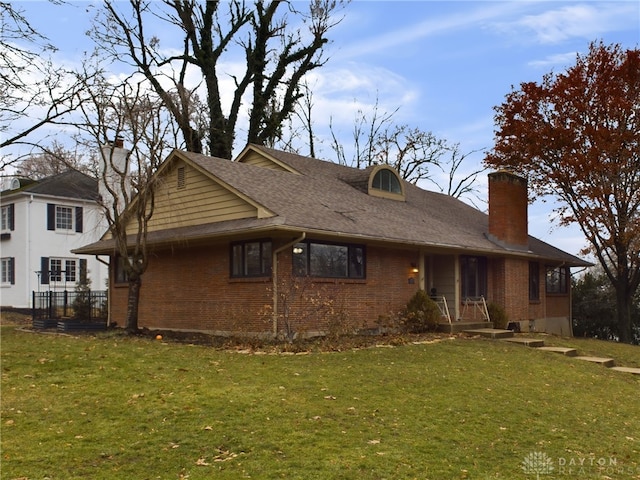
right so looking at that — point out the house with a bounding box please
[0,170,109,308]
[74,144,590,337]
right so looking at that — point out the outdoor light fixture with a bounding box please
[410,262,419,273]
[293,247,304,254]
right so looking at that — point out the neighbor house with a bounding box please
[0,170,109,308]
[74,145,590,337]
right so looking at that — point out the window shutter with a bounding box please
[41,257,50,284]
[9,257,15,285]
[79,258,87,283]
[8,204,14,231]
[75,207,83,233]
[47,204,55,230]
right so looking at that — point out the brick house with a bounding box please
[75,144,590,337]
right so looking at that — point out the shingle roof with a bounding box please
[75,145,590,266]
[1,170,98,201]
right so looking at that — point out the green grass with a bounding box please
[1,327,639,480]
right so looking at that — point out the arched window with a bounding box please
[372,168,402,194]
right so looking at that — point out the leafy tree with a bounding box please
[485,42,640,343]
[89,0,345,159]
[573,268,639,344]
[0,2,93,169]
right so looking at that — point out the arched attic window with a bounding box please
[368,165,405,201]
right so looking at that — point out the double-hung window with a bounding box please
[47,203,83,233]
[1,257,15,285]
[1,204,14,232]
[231,240,272,278]
[40,257,83,284]
[293,241,365,279]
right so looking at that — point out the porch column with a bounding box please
[418,250,426,291]
[454,255,461,321]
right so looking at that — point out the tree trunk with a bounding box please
[125,275,141,332]
[615,283,633,343]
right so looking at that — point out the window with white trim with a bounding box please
[1,257,15,285]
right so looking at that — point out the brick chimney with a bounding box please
[488,171,528,247]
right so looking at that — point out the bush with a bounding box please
[487,302,508,329]
[400,290,441,333]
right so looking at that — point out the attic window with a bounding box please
[177,166,186,189]
[368,166,405,200]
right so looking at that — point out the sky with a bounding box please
[5,0,640,260]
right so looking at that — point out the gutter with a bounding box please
[95,255,111,326]
[272,232,306,338]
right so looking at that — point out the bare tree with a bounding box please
[89,0,346,159]
[13,141,98,180]
[0,2,93,169]
[329,98,485,200]
[74,72,178,331]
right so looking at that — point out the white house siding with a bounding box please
[1,193,108,308]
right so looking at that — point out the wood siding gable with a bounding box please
[125,155,273,235]
[236,145,300,174]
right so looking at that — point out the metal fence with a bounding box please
[32,290,108,323]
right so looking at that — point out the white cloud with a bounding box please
[496,3,639,45]
[527,51,580,69]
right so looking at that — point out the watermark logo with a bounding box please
[522,451,555,479]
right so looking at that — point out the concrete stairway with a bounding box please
[461,329,640,375]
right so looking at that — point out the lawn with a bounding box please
[1,327,639,480]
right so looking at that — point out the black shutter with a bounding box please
[79,258,87,283]
[9,257,15,284]
[75,207,83,233]
[47,204,55,230]
[8,204,14,231]
[41,257,50,284]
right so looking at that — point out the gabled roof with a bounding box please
[0,170,99,201]
[74,144,590,267]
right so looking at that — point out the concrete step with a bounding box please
[502,337,545,347]
[575,356,615,368]
[536,346,578,357]
[438,322,493,334]
[463,328,514,339]
[610,366,640,375]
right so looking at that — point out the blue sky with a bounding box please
[7,0,640,258]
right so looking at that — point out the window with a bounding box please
[40,257,82,284]
[1,204,14,231]
[460,255,487,299]
[56,206,73,230]
[47,204,83,232]
[546,266,569,294]
[231,240,272,277]
[372,168,402,194]
[1,258,15,285]
[529,262,540,301]
[293,241,365,279]
[114,256,130,284]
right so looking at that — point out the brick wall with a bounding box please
[488,171,528,246]
[109,241,421,335]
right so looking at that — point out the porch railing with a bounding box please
[32,290,108,323]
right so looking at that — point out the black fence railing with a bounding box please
[32,290,108,323]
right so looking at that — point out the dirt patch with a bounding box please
[0,308,32,326]
[137,327,454,353]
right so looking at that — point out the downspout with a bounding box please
[95,255,110,326]
[272,232,306,338]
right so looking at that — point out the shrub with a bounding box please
[401,290,441,333]
[487,302,508,329]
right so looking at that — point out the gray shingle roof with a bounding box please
[75,146,590,266]
[1,170,98,201]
